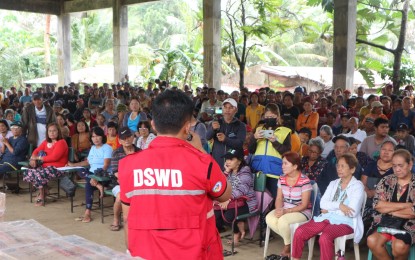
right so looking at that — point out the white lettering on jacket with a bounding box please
[133,169,183,187]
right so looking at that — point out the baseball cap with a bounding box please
[371,101,383,108]
[32,92,43,100]
[294,86,304,93]
[222,98,237,108]
[348,136,362,145]
[53,100,62,107]
[10,121,23,128]
[397,123,409,131]
[365,117,375,124]
[343,90,351,94]
[118,127,133,139]
[332,135,351,145]
[221,149,244,160]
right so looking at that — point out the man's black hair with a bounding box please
[152,90,194,135]
[374,117,389,128]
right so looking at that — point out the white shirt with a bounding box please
[345,129,367,151]
[35,105,47,147]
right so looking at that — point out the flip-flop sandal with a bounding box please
[82,216,92,223]
[75,216,85,221]
[34,199,44,207]
[110,224,120,231]
[223,250,237,257]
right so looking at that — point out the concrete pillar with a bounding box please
[203,0,221,90]
[113,0,128,84]
[57,14,71,86]
[332,0,357,91]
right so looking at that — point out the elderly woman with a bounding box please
[249,103,291,198]
[0,121,29,174]
[292,153,364,260]
[135,120,156,150]
[265,152,312,259]
[300,138,328,182]
[367,149,415,260]
[318,125,334,158]
[23,122,69,206]
[68,127,113,223]
[214,148,257,246]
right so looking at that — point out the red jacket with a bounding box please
[119,136,227,259]
[32,139,68,167]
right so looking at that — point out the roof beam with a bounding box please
[64,0,157,13]
[0,0,60,15]
[64,0,112,13]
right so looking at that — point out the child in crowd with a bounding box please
[106,122,120,150]
[298,127,311,157]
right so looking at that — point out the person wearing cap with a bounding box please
[21,91,55,147]
[0,121,29,175]
[293,86,305,113]
[361,100,388,127]
[296,97,319,138]
[363,116,376,136]
[73,98,86,121]
[207,97,246,171]
[107,126,141,231]
[53,100,69,116]
[317,135,362,194]
[390,96,415,133]
[214,148,257,246]
[360,118,397,160]
[199,88,222,122]
[246,92,265,129]
[118,90,231,259]
[394,123,415,154]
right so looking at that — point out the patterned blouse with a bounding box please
[301,156,328,181]
[369,174,415,244]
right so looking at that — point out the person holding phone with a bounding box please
[206,98,246,171]
[249,103,292,198]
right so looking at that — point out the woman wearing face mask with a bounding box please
[249,103,292,198]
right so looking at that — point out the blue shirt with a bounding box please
[128,113,141,132]
[87,144,113,173]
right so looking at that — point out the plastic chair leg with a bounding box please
[353,243,360,260]
[307,237,315,260]
[367,249,373,260]
[263,225,271,258]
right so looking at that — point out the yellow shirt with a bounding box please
[246,104,265,129]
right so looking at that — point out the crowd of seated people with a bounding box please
[2,81,415,258]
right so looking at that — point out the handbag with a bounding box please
[60,175,76,197]
[213,196,248,224]
[379,214,406,230]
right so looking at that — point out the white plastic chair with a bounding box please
[263,183,319,259]
[306,192,367,260]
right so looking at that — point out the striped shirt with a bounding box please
[278,174,312,219]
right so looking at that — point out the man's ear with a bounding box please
[150,120,157,133]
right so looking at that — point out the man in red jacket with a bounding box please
[119,90,231,259]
